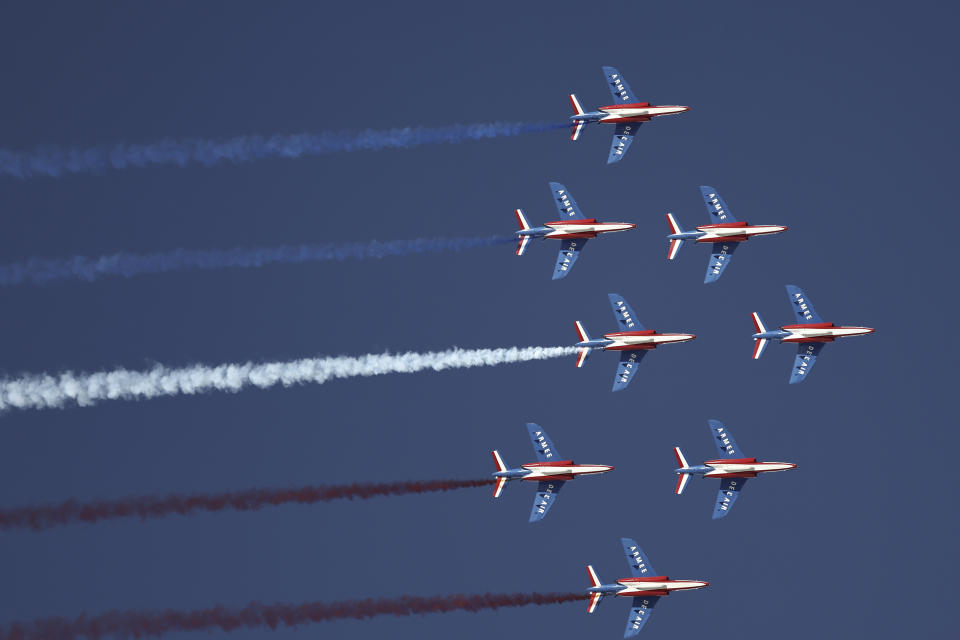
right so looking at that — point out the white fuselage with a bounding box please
[616,580,708,595]
[545,222,635,236]
[782,326,874,342]
[520,464,612,479]
[695,225,787,241]
[603,333,695,349]
[705,462,796,476]
[600,106,687,120]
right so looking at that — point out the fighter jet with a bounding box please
[515,181,636,280]
[586,538,709,637]
[666,186,787,283]
[491,423,613,522]
[568,65,689,164]
[574,293,695,391]
[674,420,796,519]
[752,284,875,383]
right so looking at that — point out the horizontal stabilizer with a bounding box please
[571,120,586,141]
[575,347,591,368]
[493,476,507,498]
[515,208,531,231]
[492,450,507,473]
[666,213,683,236]
[587,592,602,614]
[516,235,531,256]
[574,320,591,343]
[751,312,767,334]
[668,238,682,261]
[673,446,689,469]
[587,564,602,588]
[675,472,690,495]
[752,338,768,360]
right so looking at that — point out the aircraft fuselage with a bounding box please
[518,219,636,241]
[702,458,797,478]
[518,461,613,481]
[608,577,709,597]
[780,323,875,342]
[601,330,696,351]
[593,103,689,123]
[693,222,788,242]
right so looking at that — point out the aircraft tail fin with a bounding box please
[586,565,604,613]
[569,94,587,141]
[751,312,769,359]
[673,447,692,495]
[666,214,685,260]
[491,450,510,497]
[574,321,593,368]
[515,209,533,256]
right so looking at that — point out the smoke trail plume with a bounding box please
[0,121,569,179]
[0,479,495,531]
[0,236,516,287]
[1,592,587,640]
[0,346,577,413]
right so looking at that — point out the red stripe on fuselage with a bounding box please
[523,460,574,467]
[605,330,656,337]
[619,576,670,583]
[546,219,598,225]
[782,322,834,329]
[698,222,748,229]
[705,458,757,464]
[600,102,652,109]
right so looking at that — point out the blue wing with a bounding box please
[548,182,587,220]
[620,538,656,576]
[529,480,564,522]
[790,342,825,384]
[612,350,646,392]
[526,423,561,462]
[703,242,739,283]
[699,186,737,223]
[624,596,660,638]
[713,477,748,519]
[552,238,588,280]
[607,293,645,331]
[707,420,745,458]
[607,123,641,164]
[602,66,639,103]
[785,284,823,323]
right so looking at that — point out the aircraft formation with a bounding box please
[498,65,872,636]
[0,64,876,640]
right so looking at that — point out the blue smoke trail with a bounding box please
[0,121,569,179]
[0,236,517,286]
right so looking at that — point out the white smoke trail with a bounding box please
[0,346,577,412]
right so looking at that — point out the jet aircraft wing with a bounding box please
[612,350,646,392]
[526,423,560,462]
[713,477,748,519]
[620,538,656,576]
[548,182,587,220]
[607,123,641,164]
[790,342,824,384]
[553,238,588,280]
[607,293,645,331]
[529,480,564,522]
[700,186,738,223]
[704,242,739,283]
[624,596,660,638]
[786,284,824,323]
[601,66,640,103]
[708,420,745,458]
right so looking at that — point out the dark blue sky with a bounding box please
[0,2,956,638]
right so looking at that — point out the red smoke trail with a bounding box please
[1,592,587,640]
[0,479,494,531]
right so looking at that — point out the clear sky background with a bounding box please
[0,1,956,638]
